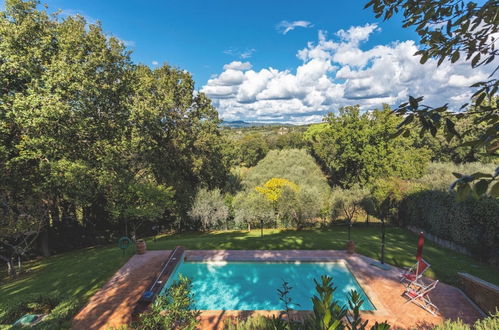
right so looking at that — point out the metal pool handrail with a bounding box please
[149,246,182,292]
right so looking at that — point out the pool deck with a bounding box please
[72,249,484,329]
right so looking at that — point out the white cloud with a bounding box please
[57,9,98,25]
[223,61,252,71]
[121,39,136,47]
[152,61,159,66]
[202,24,497,124]
[276,20,313,35]
[223,47,256,59]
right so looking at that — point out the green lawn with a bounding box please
[1,226,498,318]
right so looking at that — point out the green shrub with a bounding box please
[0,294,81,330]
[224,315,290,330]
[33,298,83,329]
[133,276,200,330]
[431,311,498,330]
[399,190,499,263]
[224,275,390,330]
[432,319,470,330]
[474,310,499,330]
[0,294,61,324]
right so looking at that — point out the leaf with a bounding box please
[408,96,418,110]
[390,129,405,139]
[456,183,472,202]
[445,118,459,137]
[471,172,493,179]
[474,179,489,196]
[452,172,463,179]
[476,93,486,105]
[471,53,481,67]
[397,114,414,129]
[490,181,499,197]
[420,53,429,64]
[451,50,460,63]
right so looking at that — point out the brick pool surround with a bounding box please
[73,249,484,329]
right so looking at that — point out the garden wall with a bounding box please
[458,272,499,315]
[398,190,499,264]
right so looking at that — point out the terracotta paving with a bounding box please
[72,249,484,329]
[72,250,171,330]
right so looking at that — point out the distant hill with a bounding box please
[220,120,293,128]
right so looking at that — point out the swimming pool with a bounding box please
[160,261,375,311]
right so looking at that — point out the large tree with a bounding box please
[308,105,431,188]
[0,0,229,258]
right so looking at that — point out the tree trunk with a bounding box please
[348,221,351,241]
[17,255,22,273]
[39,229,51,257]
[0,255,16,277]
[380,219,385,264]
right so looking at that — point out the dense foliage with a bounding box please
[432,311,499,330]
[188,188,230,231]
[307,105,431,188]
[133,276,200,330]
[232,149,331,230]
[222,127,307,168]
[399,190,499,263]
[0,294,82,329]
[365,0,498,198]
[0,0,228,268]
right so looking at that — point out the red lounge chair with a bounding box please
[403,280,439,315]
[400,259,430,286]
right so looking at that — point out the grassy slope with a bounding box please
[1,227,498,314]
[0,246,129,314]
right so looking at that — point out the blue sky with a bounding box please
[2,0,494,123]
[33,0,418,86]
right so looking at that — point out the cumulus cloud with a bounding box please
[276,20,313,35]
[223,61,252,71]
[202,24,496,124]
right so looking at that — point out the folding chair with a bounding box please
[403,279,439,315]
[400,259,430,286]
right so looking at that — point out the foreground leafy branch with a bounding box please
[365,0,499,199]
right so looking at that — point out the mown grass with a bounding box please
[1,226,498,324]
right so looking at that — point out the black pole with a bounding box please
[260,219,263,237]
[348,220,351,241]
[380,218,385,264]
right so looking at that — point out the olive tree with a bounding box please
[188,188,230,231]
[330,186,368,241]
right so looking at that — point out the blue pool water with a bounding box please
[160,261,375,311]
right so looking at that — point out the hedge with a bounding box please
[399,190,499,264]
